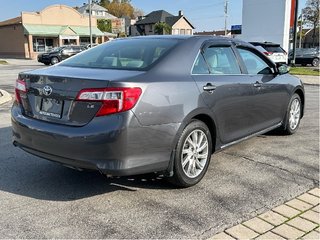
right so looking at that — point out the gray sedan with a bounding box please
[12,36,304,187]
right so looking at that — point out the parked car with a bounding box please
[250,42,288,64]
[288,48,320,67]
[37,46,86,65]
[84,43,98,49]
[12,36,304,187]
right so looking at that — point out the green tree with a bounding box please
[97,19,112,32]
[105,0,134,18]
[98,0,110,8]
[154,22,172,35]
[302,0,320,47]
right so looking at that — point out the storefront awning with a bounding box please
[23,24,104,37]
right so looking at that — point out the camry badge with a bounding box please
[43,85,53,96]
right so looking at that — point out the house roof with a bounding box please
[166,16,195,29]
[135,10,194,29]
[165,16,180,27]
[23,24,104,36]
[78,3,107,12]
[0,16,22,27]
[136,10,174,25]
[77,3,117,19]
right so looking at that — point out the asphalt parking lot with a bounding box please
[0,60,319,239]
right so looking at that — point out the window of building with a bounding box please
[32,37,54,52]
[180,29,186,35]
[186,29,192,35]
[172,29,179,35]
[63,39,77,45]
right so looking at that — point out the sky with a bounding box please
[0,0,308,32]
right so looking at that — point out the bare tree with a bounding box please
[133,8,144,19]
[303,0,319,47]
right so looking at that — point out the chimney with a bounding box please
[178,10,183,16]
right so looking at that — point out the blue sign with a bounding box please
[231,25,242,34]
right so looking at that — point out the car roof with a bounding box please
[250,41,280,47]
[118,35,250,46]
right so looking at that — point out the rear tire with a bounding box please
[279,94,302,135]
[170,120,212,187]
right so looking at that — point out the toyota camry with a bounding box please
[12,36,304,187]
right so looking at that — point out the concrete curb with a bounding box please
[294,75,320,86]
[0,89,12,105]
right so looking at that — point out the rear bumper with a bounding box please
[11,104,179,175]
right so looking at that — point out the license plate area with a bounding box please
[39,98,63,118]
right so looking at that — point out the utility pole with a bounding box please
[299,13,303,48]
[89,0,93,46]
[292,0,299,66]
[224,0,228,36]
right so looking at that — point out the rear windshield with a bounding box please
[264,46,285,53]
[60,38,181,70]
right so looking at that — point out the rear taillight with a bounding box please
[15,79,26,104]
[76,87,142,117]
[263,52,273,56]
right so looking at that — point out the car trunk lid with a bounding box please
[18,66,144,126]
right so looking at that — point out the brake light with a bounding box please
[263,52,273,56]
[15,79,26,104]
[76,87,142,117]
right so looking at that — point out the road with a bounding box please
[0,61,319,239]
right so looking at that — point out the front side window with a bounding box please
[238,48,272,75]
[60,38,180,70]
[202,46,241,75]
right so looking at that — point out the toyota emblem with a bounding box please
[43,85,53,96]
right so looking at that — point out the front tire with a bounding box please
[50,57,59,65]
[312,58,319,67]
[281,94,302,135]
[170,120,212,187]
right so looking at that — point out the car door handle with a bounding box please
[253,81,262,88]
[203,83,216,92]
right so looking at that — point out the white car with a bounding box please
[250,42,288,65]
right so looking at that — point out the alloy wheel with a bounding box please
[312,58,319,67]
[289,98,301,130]
[51,57,59,65]
[181,129,209,178]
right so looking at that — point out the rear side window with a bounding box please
[238,48,272,75]
[60,39,180,70]
[192,53,209,74]
[202,47,241,75]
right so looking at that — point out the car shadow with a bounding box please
[0,125,175,202]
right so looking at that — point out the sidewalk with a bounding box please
[209,188,320,239]
[296,75,320,85]
[0,89,12,105]
[0,58,39,66]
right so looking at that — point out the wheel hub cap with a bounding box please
[289,99,300,130]
[181,129,209,178]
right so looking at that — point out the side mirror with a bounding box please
[277,64,290,75]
